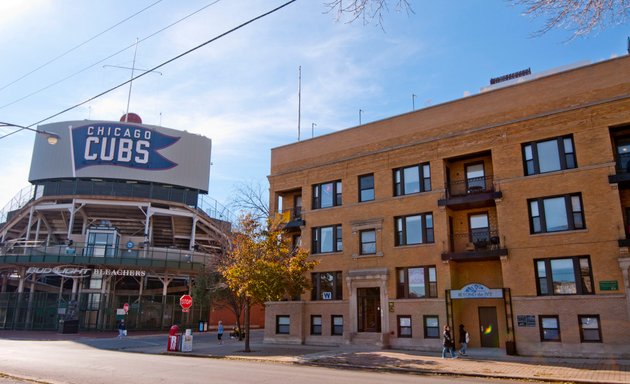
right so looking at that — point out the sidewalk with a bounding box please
[2,329,630,383]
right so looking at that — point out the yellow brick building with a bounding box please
[264,56,630,357]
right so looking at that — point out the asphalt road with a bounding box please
[0,338,535,384]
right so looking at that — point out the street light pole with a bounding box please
[0,121,60,144]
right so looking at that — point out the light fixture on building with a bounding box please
[0,121,60,145]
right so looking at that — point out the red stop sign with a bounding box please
[123,303,129,313]
[179,295,193,311]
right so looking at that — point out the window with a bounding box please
[423,315,439,339]
[312,225,342,253]
[394,163,431,196]
[331,315,343,335]
[398,315,412,338]
[311,272,343,300]
[311,315,322,335]
[578,315,602,343]
[466,162,486,191]
[312,180,342,209]
[359,174,375,202]
[523,135,576,175]
[535,256,593,296]
[469,213,490,244]
[397,266,437,298]
[360,230,376,255]
[276,315,290,334]
[395,213,434,246]
[539,315,560,341]
[529,193,585,234]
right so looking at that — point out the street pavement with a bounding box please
[1,329,629,384]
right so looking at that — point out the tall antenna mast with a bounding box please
[125,38,139,122]
[297,66,302,141]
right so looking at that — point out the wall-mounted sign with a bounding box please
[451,283,503,299]
[599,280,618,291]
[322,291,332,300]
[26,266,146,278]
[517,315,536,327]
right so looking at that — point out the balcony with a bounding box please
[438,175,502,209]
[280,208,304,229]
[608,152,630,186]
[441,229,508,262]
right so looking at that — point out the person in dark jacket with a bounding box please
[459,324,469,356]
[117,319,126,338]
[442,324,457,358]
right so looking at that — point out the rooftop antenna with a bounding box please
[412,93,417,111]
[103,38,162,122]
[359,109,363,125]
[297,66,302,141]
[311,122,317,138]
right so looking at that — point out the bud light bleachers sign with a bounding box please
[72,123,180,170]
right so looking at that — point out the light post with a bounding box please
[0,122,60,144]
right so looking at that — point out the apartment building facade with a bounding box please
[264,56,630,357]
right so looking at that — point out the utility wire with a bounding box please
[0,0,163,93]
[0,0,222,111]
[1,0,298,138]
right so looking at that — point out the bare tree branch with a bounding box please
[229,181,270,221]
[325,0,413,28]
[513,0,630,38]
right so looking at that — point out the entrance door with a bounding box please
[478,306,499,347]
[357,287,381,332]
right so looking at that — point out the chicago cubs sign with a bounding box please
[28,119,212,192]
[71,123,179,170]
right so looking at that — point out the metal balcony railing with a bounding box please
[0,241,213,270]
[444,229,503,254]
[444,175,496,199]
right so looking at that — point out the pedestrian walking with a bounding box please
[459,324,469,356]
[118,319,126,338]
[217,320,224,345]
[442,324,457,358]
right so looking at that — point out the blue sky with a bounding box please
[0,0,627,214]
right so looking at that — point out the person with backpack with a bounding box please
[459,324,469,356]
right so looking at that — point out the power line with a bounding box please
[0,0,222,111]
[22,0,299,130]
[0,0,163,93]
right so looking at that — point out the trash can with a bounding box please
[167,325,181,351]
[198,321,208,332]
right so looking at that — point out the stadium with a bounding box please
[0,116,231,332]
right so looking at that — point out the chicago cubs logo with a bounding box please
[71,123,179,170]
